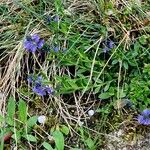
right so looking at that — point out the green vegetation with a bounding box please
[0,0,150,149]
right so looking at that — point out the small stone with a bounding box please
[38,115,46,124]
[88,110,95,117]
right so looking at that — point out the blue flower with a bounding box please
[30,75,54,96]
[53,46,60,52]
[31,34,40,43]
[103,40,115,53]
[37,76,42,81]
[24,34,44,53]
[27,75,34,83]
[107,40,115,49]
[37,39,45,49]
[53,15,59,22]
[32,85,46,96]
[103,47,110,53]
[32,85,53,96]
[138,109,150,125]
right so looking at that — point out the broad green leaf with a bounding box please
[60,125,69,135]
[52,130,64,150]
[27,116,38,128]
[98,92,111,99]
[24,134,37,142]
[42,142,54,150]
[18,99,27,123]
[6,96,16,125]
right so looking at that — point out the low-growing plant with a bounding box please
[0,97,38,148]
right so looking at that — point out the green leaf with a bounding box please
[42,142,54,150]
[6,96,16,125]
[85,138,95,150]
[12,131,21,141]
[96,108,110,114]
[54,0,64,15]
[104,82,110,92]
[119,90,126,98]
[98,92,111,99]
[123,61,128,70]
[139,35,147,44]
[112,59,118,65]
[27,116,38,128]
[70,148,82,150]
[18,99,27,123]
[60,125,69,135]
[134,41,140,51]
[94,86,101,94]
[0,129,4,150]
[52,130,64,150]
[24,134,37,142]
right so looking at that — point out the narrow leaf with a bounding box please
[42,142,54,150]
[104,82,110,92]
[18,99,27,123]
[24,134,37,142]
[6,96,16,125]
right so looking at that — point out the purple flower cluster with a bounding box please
[138,109,150,125]
[24,34,44,53]
[32,84,53,96]
[28,75,53,96]
[103,40,115,53]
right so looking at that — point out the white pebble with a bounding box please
[88,110,95,117]
[38,115,46,124]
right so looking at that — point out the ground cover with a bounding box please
[0,0,150,149]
